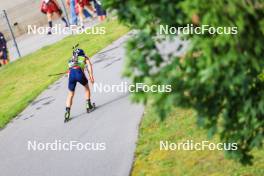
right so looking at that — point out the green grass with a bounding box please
[0,19,129,128]
[132,106,264,176]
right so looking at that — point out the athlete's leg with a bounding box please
[99,15,105,21]
[76,69,93,109]
[65,90,74,121]
[3,50,9,64]
[3,60,8,65]
[47,13,53,34]
[0,59,3,66]
[84,4,96,18]
[65,69,77,120]
[84,84,93,109]
[56,10,69,27]
[93,0,106,21]
[77,4,85,28]
[66,91,75,108]
[0,51,3,66]
[84,84,90,99]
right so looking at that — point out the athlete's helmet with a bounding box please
[72,44,85,57]
[73,47,85,57]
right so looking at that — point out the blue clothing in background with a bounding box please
[83,9,91,18]
[93,0,106,16]
[70,0,78,25]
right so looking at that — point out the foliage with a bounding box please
[104,0,264,164]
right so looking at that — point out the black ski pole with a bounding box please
[48,72,68,77]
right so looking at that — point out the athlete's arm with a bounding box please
[85,56,94,84]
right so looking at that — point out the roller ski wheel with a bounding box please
[87,103,96,113]
[64,111,71,123]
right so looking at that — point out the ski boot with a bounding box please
[86,101,96,113]
[64,108,71,123]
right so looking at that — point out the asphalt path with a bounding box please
[0,33,144,176]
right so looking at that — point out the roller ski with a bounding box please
[87,102,96,113]
[64,107,71,123]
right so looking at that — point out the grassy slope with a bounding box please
[0,20,129,128]
[132,106,264,176]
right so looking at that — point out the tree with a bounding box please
[103,0,264,164]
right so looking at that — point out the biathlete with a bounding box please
[40,0,69,34]
[65,46,95,122]
[0,32,9,66]
[92,0,106,21]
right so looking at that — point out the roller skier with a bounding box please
[64,45,95,122]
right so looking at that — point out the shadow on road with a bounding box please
[69,93,130,121]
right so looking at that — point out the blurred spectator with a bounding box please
[66,0,78,25]
[92,0,106,21]
[40,0,69,34]
[75,0,97,28]
[83,9,92,19]
[0,32,9,66]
